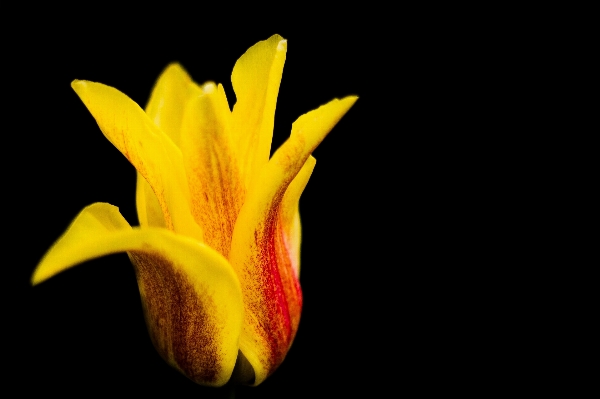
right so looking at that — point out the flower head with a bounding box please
[32,34,356,387]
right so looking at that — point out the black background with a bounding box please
[9,9,516,398]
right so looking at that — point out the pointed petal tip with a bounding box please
[277,39,287,51]
[160,62,191,80]
[71,79,83,89]
[71,79,93,96]
[31,253,55,287]
[31,267,51,286]
[330,95,359,114]
[201,81,216,93]
[30,273,41,287]
[341,94,359,104]
[165,62,184,70]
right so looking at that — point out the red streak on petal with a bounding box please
[248,205,303,374]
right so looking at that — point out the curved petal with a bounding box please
[137,63,201,228]
[180,82,243,258]
[229,96,357,385]
[145,63,201,147]
[32,203,243,387]
[231,34,287,191]
[279,155,316,278]
[136,173,166,228]
[71,80,203,242]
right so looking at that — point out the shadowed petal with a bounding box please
[136,172,166,228]
[71,80,203,242]
[231,34,287,191]
[229,96,357,384]
[32,203,243,387]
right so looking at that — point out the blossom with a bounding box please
[32,34,356,387]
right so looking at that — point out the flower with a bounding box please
[32,34,356,387]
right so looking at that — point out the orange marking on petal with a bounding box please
[181,85,243,258]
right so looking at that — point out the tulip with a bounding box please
[32,34,356,387]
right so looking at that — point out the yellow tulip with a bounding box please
[32,34,356,387]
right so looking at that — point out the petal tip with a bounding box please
[165,62,184,71]
[30,272,41,286]
[343,95,359,104]
[71,79,83,88]
[201,82,216,93]
[31,255,55,287]
[71,79,90,96]
[277,39,287,52]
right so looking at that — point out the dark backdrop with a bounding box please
[12,20,405,398]
[9,9,513,397]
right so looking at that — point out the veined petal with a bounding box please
[71,80,203,242]
[231,34,287,192]
[180,82,243,258]
[229,96,357,385]
[32,203,243,387]
[137,64,201,229]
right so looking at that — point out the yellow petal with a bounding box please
[137,64,201,228]
[136,173,166,228]
[279,155,316,278]
[180,82,243,258]
[231,34,287,191]
[71,80,203,242]
[32,202,132,284]
[229,96,357,385]
[145,63,202,147]
[32,203,243,387]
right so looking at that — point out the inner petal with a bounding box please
[137,63,202,229]
[180,83,243,258]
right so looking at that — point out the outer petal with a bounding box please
[137,63,201,228]
[31,203,243,387]
[279,156,316,278]
[71,80,203,242]
[229,96,358,385]
[231,34,287,191]
[180,83,243,258]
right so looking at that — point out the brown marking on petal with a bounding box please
[129,250,224,385]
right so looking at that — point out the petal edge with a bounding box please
[32,203,243,387]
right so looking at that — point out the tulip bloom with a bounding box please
[32,34,356,387]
